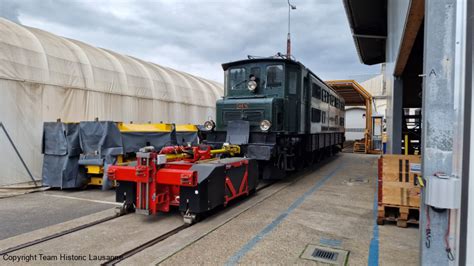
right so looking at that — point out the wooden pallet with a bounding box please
[377,204,419,228]
[353,141,366,153]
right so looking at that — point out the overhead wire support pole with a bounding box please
[0,122,38,187]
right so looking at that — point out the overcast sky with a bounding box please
[0,0,380,83]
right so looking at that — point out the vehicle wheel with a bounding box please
[115,201,134,216]
[183,213,198,224]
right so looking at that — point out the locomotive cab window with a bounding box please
[250,67,261,89]
[288,70,297,94]
[229,67,247,90]
[266,65,284,89]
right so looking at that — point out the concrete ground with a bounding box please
[0,187,116,240]
[0,153,419,265]
[160,153,419,265]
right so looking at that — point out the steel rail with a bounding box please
[0,214,122,255]
[101,179,279,265]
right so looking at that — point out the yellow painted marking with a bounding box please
[417,176,424,187]
[405,134,409,155]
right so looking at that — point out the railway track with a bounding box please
[100,157,337,265]
[0,179,278,264]
[0,156,336,264]
[0,213,122,256]
[101,180,277,265]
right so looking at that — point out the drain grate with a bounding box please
[300,244,349,265]
[312,248,339,261]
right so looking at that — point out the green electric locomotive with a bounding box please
[202,56,345,179]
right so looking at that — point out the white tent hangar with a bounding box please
[0,18,223,186]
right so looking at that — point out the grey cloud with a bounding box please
[0,0,380,82]
[0,0,20,23]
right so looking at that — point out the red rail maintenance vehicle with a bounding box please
[107,144,258,224]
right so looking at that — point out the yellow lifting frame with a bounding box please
[117,123,173,132]
[176,124,198,132]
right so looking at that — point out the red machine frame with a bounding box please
[107,145,253,218]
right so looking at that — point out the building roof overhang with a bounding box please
[343,0,387,65]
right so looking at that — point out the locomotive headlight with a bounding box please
[259,120,271,131]
[204,120,215,131]
[247,80,257,91]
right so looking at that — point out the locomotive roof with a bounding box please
[221,58,300,70]
[222,58,343,100]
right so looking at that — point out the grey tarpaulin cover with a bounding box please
[121,131,177,153]
[79,121,124,190]
[42,122,88,188]
[176,131,199,145]
[78,121,124,166]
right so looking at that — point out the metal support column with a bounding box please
[460,0,473,264]
[391,78,403,154]
[421,0,460,264]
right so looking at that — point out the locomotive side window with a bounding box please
[311,108,321,123]
[267,65,284,88]
[312,83,321,99]
[229,68,247,90]
[288,70,297,94]
[303,77,308,99]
